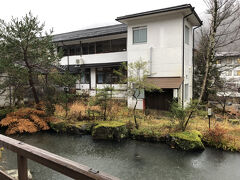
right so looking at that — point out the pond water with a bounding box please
[1,132,240,180]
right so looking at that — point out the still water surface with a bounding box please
[1,133,240,180]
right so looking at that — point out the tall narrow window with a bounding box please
[184,84,189,101]
[185,25,190,45]
[133,26,147,44]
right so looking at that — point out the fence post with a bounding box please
[17,155,28,180]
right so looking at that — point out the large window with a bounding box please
[96,41,111,53]
[185,25,190,45]
[133,26,147,44]
[58,38,127,56]
[111,38,126,52]
[79,68,90,84]
[96,66,127,84]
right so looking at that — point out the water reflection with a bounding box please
[0,132,240,180]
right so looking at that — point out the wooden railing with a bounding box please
[0,134,119,180]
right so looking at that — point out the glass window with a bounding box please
[184,84,189,100]
[63,47,69,56]
[96,41,110,53]
[133,26,147,44]
[69,46,75,55]
[82,43,89,55]
[75,46,81,55]
[111,38,127,52]
[80,68,90,84]
[105,68,112,83]
[185,26,190,45]
[97,72,104,84]
[96,66,127,84]
[89,43,95,54]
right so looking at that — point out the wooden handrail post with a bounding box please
[17,155,28,180]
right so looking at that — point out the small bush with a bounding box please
[203,124,236,151]
[0,108,52,135]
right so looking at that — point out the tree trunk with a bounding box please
[133,97,139,129]
[24,54,40,104]
[28,71,40,104]
[184,0,219,131]
[198,0,218,103]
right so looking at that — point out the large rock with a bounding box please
[49,121,93,135]
[167,130,205,151]
[92,121,128,141]
[130,128,165,142]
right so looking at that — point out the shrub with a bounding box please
[0,108,52,135]
[170,100,198,131]
[204,124,227,145]
[0,107,14,120]
[203,124,236,151]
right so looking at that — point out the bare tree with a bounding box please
[198,0,240,103]
[210,78,239,114]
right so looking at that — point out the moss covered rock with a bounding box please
[167,131,205,151]
[49,121,93,135]
[92,121,128,141]
[130,128,165,142]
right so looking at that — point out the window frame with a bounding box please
[96,66,127,84]
[79,68,90,84]
[133,26,147,44]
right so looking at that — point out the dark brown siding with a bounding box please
[145,89,173,110]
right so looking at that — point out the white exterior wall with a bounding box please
[127,14,183,77]
[60,52,127,65]
[126,13,194,109]
[183,19,194,106]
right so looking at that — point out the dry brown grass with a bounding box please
[55,100,126,120]
[53,100,240,150]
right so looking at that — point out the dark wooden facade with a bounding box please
[145,89,173,110]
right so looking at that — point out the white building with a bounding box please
[53,4,202,110]
[216,52,240,99]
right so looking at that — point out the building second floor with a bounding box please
[53,4,202,79]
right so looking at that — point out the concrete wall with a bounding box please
[183,19,194,106]
[60,51,127,65]
[127,14,183,77]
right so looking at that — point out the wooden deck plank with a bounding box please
[0,169,15,180]
[0,134,119,180]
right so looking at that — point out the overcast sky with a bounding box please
[0,0,207,34]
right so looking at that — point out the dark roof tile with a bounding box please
[53,24,127,42]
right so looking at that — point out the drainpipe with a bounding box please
[149,47,153,76]
[192,23,203,98]
[182,9,194,108]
